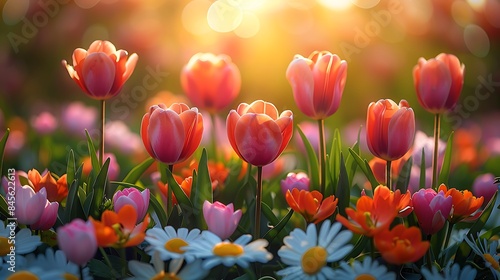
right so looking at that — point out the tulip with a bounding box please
[286,189,337,224]
[31,200,59,230]
[57,219,97,265]
[374,224,430,265]
[27,169,68,203]
[181,53,241,112]
[203,201,242,240]
[61,101,97,134]
[113,188,150,223]
[413,53,464,114]
[412,189,452,235]
[141,103,203,165]
[472,173,498,206]
[286,51,347,120]
[14,185,47,225]
[280,172,310,196]
[62,40,138,100]
[226,100,293,167]
[438,184,484,223]
[366,99,415,162]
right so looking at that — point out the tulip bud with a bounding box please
[203,201,242,240]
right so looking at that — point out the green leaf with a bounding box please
[149,193,168,228]
[344,234,369,260]
[165,168,193,227]
[296,125,319,192]
[336,153,350,217]
[419,148,426,189]
[89,158,110,219]
[192,149,213,229]
[348,148,379,192]
[66,150,76,189]
[263,207,293,244]
[121,158,155,186]
[0,196,10,219]
[64,178,86,223]
[328,129,342,197]
[438,132,454,186]
[0,129,10,179]
[85,130,100,176]
[395,156,412,193]
[345,140,360,187]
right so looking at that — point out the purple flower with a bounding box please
[113,187,150,223]
[412,189,452,235]
[280,172,310,196]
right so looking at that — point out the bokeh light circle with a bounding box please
[74,0,101,9]
[451,1,474,27]
[182,0,212,35]
[484,0,500,28]
[463,24,490,57]
[234,12,260,38]
[207,0,243,33]
[2,0,29,25]
[318,0,352,10]
[350,0,380,9]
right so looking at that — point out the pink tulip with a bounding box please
[31,112,57,135]
[57,219,97,266]
[181,53,241,112]
[472,173,498,206]
[226,100,293,166]
[141,103,203,165]
[413,53,464,114]
[31,200,59,230]
[412,189,452,235]
[63,40,138,100]
[366,99,415,161]
[203,201,242,240]
[286,51,347,120]
[14,185,47,225]
[61,102,97,134]
[113,188,150,223]
[280,172,310,196]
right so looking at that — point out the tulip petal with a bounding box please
[148,108,185,164]
[81,53,116,99]
[286,58,316,118]
[387,108,415,160]
[417,59,452,111]
[141,112,155,159]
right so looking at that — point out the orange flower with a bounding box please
[90,204,150,248]
[285,189,337,224]
[438,184,484,223]
[180,159,229,190]
[336,186,398,237]
[374,185,413,217]
[27,169,68,203]
[374,224,430,265]
[157,176,192,205]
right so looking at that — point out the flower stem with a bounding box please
[426,235,433,270]
[432,113,441,190]
[80,265,84,280]
[386,160,392,191]
[210,113,218,162]
[318,119,326,195]
[255,166,263,240]
[440,222,454,265]
[99,247,113,269]
[99,100,105,166]
[370,236,375,260]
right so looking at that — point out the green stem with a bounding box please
[167,164,174,215]
[255,166,263,240]
[432,113,441,190]
[370,237,375,260]
[210,113,219,162]
[80,265,84,280]
[440,222,454,265]
[99,100,105,166]
[386,160,392,191]
[318,119,326,195]
[99,247,113,269]
[426,235,433,270]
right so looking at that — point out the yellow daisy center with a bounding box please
[213,242,244,257]
[151,271,180,280]
[356,274,376,280]
[164,238,188,254]
[301,246,327,275]
[7,271,39,280]
[63,273,79,280]
[484,253,500,270]
[0,237,11,256]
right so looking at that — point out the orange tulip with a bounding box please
[27,169,68,203]
[141,103,203,165]
[374,185,413,217]
[63,40,138,100]
[374,224,430,265]
[366,99,415,161]
[157,176,193,206]
[285,189,337,224]
[90,204,150,248]
[438,184,484,223]
[226,100,293,166]
[336,186,398,237]
[413,53,464,114]
[181,53,241,112]
[180,159,230,191]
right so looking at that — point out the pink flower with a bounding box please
[472,173,498,206]
[31,200,59,230]
[286,51,347,120]
[113,188,150,223]
[203,201,242,240]
[31,112,57,135]
[412,189,452,235]
[57,219,97,265]
[413,53,464,114]
[14,185,47,225]
[280,172,310,196]
[294,121,330,155]
[61,102,97,134]
[63,40,138,100]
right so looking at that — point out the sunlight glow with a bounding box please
[466,0,486,11]
[317,0,352,11]
[207,0,244,32]
[234,12,260,38]
[183,0,212,35]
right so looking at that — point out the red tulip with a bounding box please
[413,53,464,113]
[366,99,415,161]
[141,103,203,165]
[181,53,241,112]
[286,51,347,120]
[63,40,138,100]
[226,100,293,166]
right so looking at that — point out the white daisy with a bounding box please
[421,262,477,280]
[127,251,208,280]
[145,226,201,262]
[276,220,353,280]
[335,256,396,280]
[185,231,272,270]
[0,221,41,255]
[465,234,500,279]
